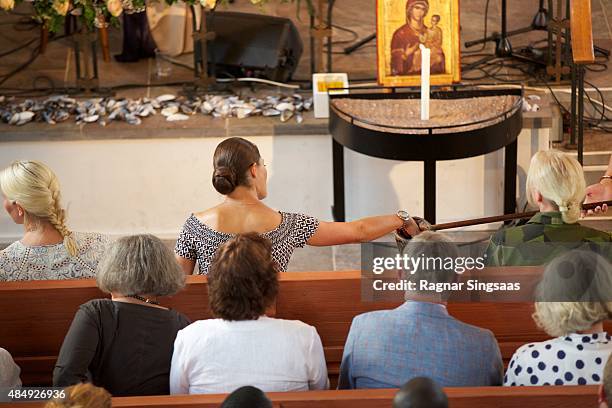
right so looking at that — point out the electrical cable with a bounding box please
[0,3,610,110]
[158,54,299,88]
[218,77,300,89]
[324,24,361,54]
[0,37,37,58]
[0,34,67,88]
[327,24,358,46]
[538,79,612,133]
[470,78,612,134]
[462,0,490,54]
[0,45,41,87]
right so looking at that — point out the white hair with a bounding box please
[534,250,612,337]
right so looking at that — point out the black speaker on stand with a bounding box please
[195,11,303,83]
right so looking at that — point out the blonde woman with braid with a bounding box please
[485,150,611,266]
[0,160,110,281]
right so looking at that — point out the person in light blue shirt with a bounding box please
[338,231,503,389]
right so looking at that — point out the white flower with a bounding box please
[250,0,264,4]
[106,0,122,17]
[200,0,216,9]
[0,0,15,11]
[52,0,70,15]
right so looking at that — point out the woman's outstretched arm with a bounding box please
[307,214,420,246]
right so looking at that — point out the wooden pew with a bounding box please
[15,386,599,408]
[0,279,105,385]
[4,268,606,386]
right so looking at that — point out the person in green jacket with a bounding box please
[485,150,611,266]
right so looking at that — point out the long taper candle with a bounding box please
[420,44,430,121]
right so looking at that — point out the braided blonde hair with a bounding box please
[526,150,586,224]
[0,160,78,256]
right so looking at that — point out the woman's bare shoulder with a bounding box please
[195,203,282,234]
[193,207,220,225]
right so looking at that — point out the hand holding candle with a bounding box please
[420,44,430,121]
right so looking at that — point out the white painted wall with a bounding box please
[0,128,549,241]
[344,127,550,221]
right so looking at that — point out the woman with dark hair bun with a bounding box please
[175,137,425,275]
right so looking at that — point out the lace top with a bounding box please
[0,232,111,281]
[175,212,320,274]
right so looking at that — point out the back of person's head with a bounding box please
[393,377,448,408]
[208,233,278,321]
[0,160,77,256]
[534,250,612,337]
[96,234,185,297]
[220,386,273,408]
[600,353,612,408]
[400,231,460,300]
[45,383,111,408]
[526,150,586,224]
[212,137,261,195]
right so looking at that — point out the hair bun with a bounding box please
[212,167,237,195]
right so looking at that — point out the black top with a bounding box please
[53,299,191,396]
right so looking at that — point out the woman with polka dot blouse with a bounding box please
[504,250,612,387]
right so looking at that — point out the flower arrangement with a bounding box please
[1,0,123,33]
[0,0,315,33]
[0,0,14,11]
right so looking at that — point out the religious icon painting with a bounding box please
[376,0,461,86]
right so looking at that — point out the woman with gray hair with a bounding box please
[53,234,190,396]
[504,250,612,387]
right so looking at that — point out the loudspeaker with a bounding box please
[201,11,303,82]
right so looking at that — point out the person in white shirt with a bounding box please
[169,233,329,394]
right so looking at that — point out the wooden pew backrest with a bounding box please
[14,386,599,408]
[7,267,610,386]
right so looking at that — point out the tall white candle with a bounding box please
[420,44,430,121]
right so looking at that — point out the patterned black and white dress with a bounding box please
[174,212,320,275]
[0,232,111,281]
[504,332,612,386]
